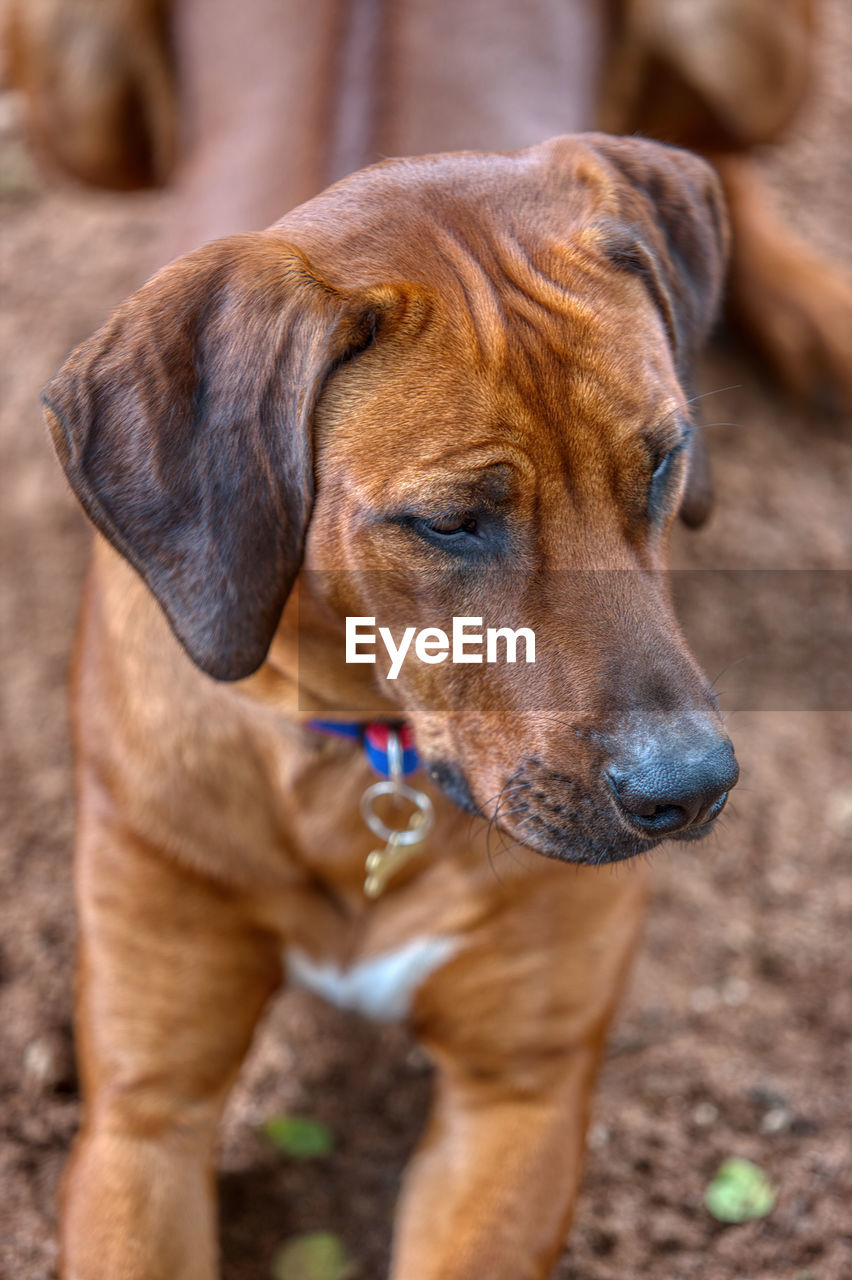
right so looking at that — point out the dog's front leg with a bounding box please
[390,866,647,1280]
[391,1047,598,1280]
[60,809,282,1280]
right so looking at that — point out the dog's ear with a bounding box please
[43,233,398,679]
[586,134,728,528]
[587,133,729,370]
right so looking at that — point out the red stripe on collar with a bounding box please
[307,720,420,778]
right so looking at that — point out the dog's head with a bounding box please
[44,134,737,865]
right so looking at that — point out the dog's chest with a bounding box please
[285,935,459,1022]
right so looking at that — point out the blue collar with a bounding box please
[308,720,420,778]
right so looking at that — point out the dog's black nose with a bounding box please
[609,739,738,835]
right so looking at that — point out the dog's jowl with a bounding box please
[44,134,736,1279]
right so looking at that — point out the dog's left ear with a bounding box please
[43,232,404,680]
[588,133,729,367]
[586,133,729,527]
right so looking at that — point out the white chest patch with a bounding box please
[285,935,460,1023]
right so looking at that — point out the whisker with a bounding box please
[483,769,527,883]
[709,655,750,693]
[654,384,742,434]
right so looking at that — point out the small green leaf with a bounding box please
[262,1114,335,1159]
[704,1157,777,1223]
[271,1232,356,1280]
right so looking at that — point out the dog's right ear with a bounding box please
[43,233,400,680]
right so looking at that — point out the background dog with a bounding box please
[8,0,852,410]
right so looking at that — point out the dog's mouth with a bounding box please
[493,802,726,866]
[425,756,729,867]
[669,809,727,843]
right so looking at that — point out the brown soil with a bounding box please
[1,7,850,1278]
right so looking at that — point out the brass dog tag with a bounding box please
[360,728,435,898]
[364,811,427,898]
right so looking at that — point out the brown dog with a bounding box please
[44,132,738,1279]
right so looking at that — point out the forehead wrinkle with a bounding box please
[491,241,669,426]
[530,253,679,424]
[499,237,606,330]
[564,362,681,457]
[491,308,683,501]
[431,223,510,368]
[431,218,615,370]
[495,213,661,337]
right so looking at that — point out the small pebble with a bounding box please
[23,1030,76,1094]
[760,1106,792,1134]
[750,1083,789,1110]
[693,1101,719,1126]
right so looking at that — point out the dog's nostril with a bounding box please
[616,796,691,835]
[642,802,682,822]
[619,793,682,820]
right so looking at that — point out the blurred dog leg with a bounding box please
[717,153,852,412]
[605,0,852,412]
[6,0,176,189]
[166,0,342,252]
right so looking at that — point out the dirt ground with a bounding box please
[1,7,851,1280]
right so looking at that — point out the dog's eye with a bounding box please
[391,509,501,557]
[427,514,479,538]
[648,443,685,518]
[652,450,676,483]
